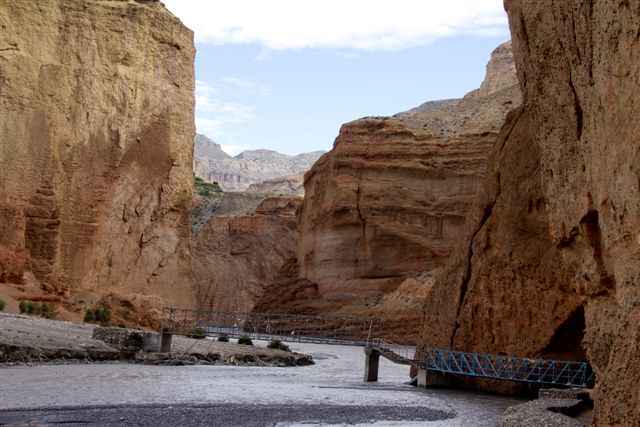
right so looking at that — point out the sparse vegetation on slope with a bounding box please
[19,301,56,319]
[84,306,111,325]
[192,176,224,233]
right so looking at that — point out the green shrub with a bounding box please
[0,299,5,311]
[267,340,291,352]
[194,178,223,199]
[189,327,206,339]
[238,335,253,346]
[19,300,56,318]
[84,306,111,324]
[96,307,111,323]
[217,333,229,342]
[27,302,37,314]
[19,301,37,315]
[40,303,56,319]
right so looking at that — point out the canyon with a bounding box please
[251,41,522,343]
[0,0,637,424]
[0,0,196,327]
[418,0,640,424]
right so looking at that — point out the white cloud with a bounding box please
[221,77,271,95]
[163,0,508,51]
[194,117,220,136]
[195,79,255,138]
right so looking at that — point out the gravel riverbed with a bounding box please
[0,340,526,426]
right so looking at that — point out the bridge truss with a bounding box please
[371,339,595,388]
[419,348,595,388]
[160,307,383,346]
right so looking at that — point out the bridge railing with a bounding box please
[160,307,383,345]
[371,338,418,362]
[366,341,595,388]
[419,349,595,388]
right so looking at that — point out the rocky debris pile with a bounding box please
[91,327,158,353]
[499,398,587,427]
[152,335,314,367]
[499,388,593,427]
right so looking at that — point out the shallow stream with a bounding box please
[0,341,526,426]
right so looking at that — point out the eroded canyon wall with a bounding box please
[192,197,302,313]
[254,42,522,343]
[420,1,639,423]
[0,0,196,325]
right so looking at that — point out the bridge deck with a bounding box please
[370,340,595,388]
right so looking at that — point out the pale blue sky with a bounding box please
[163,1,511,155]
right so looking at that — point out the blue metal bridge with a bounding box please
[371,340,595,388]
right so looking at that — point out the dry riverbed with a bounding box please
[0,313,312,367]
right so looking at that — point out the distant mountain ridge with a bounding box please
[194,134,231,160]
[193,134,324,191]
[395,98,461,116]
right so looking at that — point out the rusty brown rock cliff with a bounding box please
[192,197,302,313]
[419,1,639,423]
[0,0,196,325]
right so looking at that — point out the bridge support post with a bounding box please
[159,330,172,353]
[364,347,380,382]
[417,369,449,387]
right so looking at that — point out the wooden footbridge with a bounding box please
[159,307,595,389]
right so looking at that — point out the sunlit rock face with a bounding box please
[420,0,640,419]
[254,42,521,343]
[0,0,196,326]
[192,197,302,313]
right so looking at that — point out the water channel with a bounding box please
[0,341,526,426]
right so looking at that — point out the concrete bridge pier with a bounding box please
[159,330,172,353]
[364,347,380,382]
[416,368,449,387]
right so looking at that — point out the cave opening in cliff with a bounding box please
[541,306,587,361]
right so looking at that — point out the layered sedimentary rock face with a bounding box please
[298,120,494,286]
[420,1,639,422]
[192,197,302,313]
[253,42,521,343]
[0,0,196,325]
